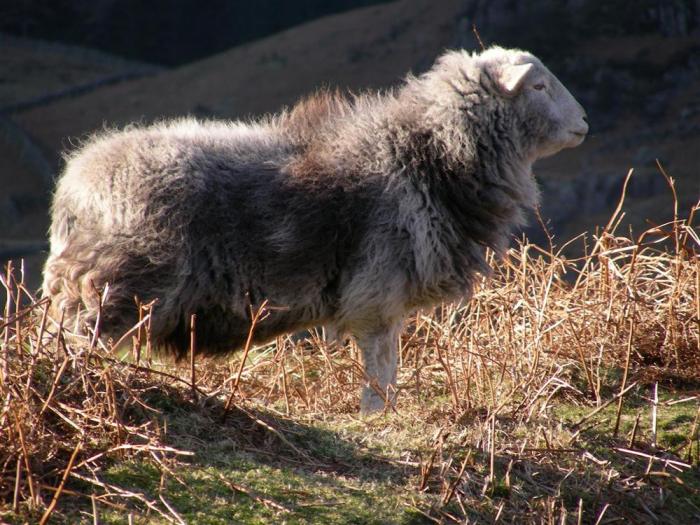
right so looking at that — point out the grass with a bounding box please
[1,171,699,524]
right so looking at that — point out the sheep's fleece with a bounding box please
[43,46,588,413]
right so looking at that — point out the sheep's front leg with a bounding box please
[356,322,401,415]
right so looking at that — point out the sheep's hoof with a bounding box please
[359,388,393,416]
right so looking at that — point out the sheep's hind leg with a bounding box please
[355,321,401,415]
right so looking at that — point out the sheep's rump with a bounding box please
[43,120,369,357]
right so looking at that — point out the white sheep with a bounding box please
[43,46,588,413]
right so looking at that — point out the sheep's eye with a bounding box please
[533,83,546,91]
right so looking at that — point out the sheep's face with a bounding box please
[481,48,589,160]
[512,62,588,159]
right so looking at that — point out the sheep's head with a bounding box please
[477,46,588,160]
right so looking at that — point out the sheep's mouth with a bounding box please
[568,130,588,145]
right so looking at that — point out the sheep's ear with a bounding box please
[495,63,534,96]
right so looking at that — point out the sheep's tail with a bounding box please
[42,216,188,354]
[42,209,141,338]
[41,210,251,359]
[44,236,117,334]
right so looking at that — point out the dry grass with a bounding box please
[1,174,699,524]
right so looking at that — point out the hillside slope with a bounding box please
[12,0,466,161]
[0,34,160,289]
[3,0,699,285]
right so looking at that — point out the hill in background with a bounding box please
[0,0,390,65]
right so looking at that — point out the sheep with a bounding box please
[43,46,588,414]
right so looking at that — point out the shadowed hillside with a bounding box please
[0,0,391,65]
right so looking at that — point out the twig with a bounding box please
[483,414,496,496]
[614,315,635,437]
[628,411,641,448]
[97,354,207,395]
[577,498,583,525]
[13,414,37,504]
[419,428,445,492]
[614,447,691,470]
[2,261,13,383]
[218,474,291,513]
[39,439,83,525]
[74,444,194,471]
[593,503,610,525]
[13,457,21,512]
[159,494,187,525]
[236,404,311,461]
[656,159,679,255]
[651,382,658,448]
[573,168,634,292]
[685,404,700,463]
[109,312,153,352]
[472,24,486,51]
[0,296,50,331]
[572,382,638,429]
[223,300,269,413]
[189,313,197,402]
[70,471,178,523]
[406,502,443,524]
[39,355,70,416]
[442,450,472,505]
[89,281,107,349]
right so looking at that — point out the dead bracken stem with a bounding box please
[629,411,641,448]
[38,438,82,525]
[89,281,105,350]
[223,300,269,414]
[217,473,290,514]
[419,428,445,492]
[614,315,635,437]
[2,261,12,383]
[651,382,659,448]
[487,414,496,495]
[133,297,143,366]
[685,404,700,462]
[472,24,486,51]
[573,382,639,430]
[13,413,37,506]
[656,159,679,255]
[573,168,634,293]
[441,449,471,505]
[189,313,197,402]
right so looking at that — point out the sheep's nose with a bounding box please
[573,113,589,137]
[581,114,589,133]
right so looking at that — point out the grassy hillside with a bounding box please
[1,192,698,524]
